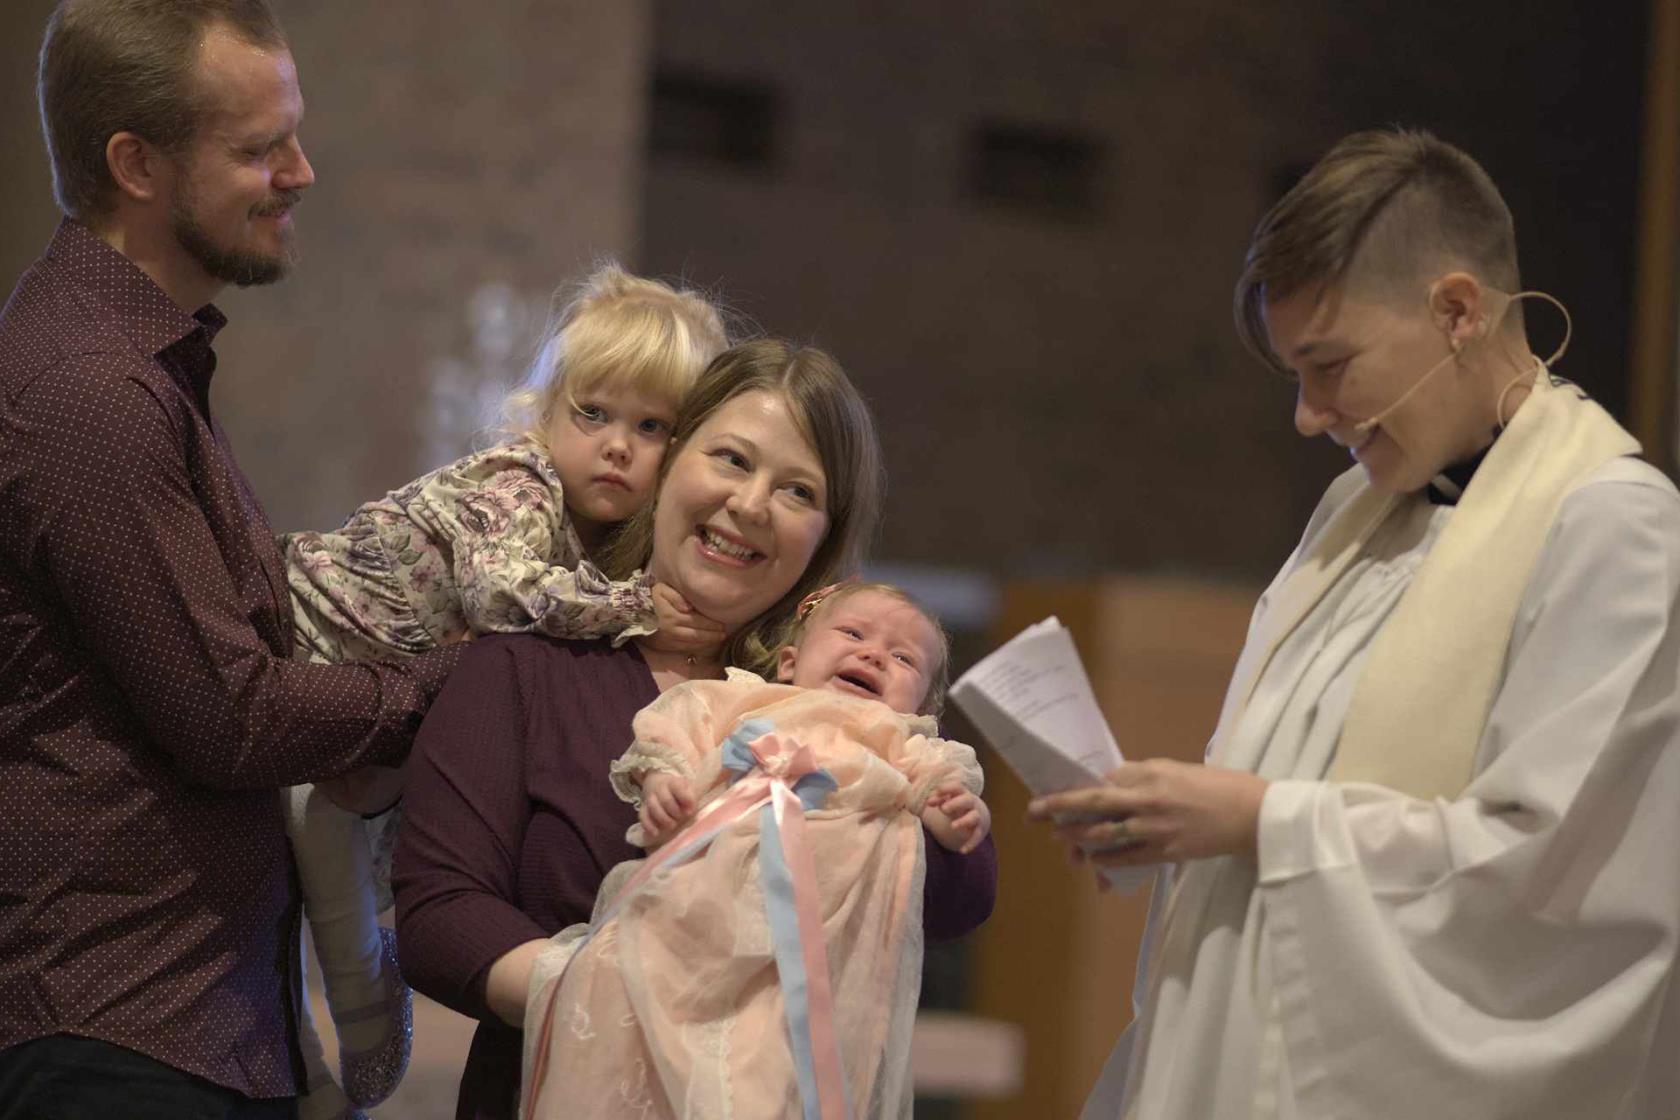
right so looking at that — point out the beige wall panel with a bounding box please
[970,576,1256,1119]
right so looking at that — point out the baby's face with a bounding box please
[546,383,677,543]
[776,590,941,715]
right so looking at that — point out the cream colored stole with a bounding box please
[1206,368,1640,799]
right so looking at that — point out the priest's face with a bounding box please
[1263,284,1493,494]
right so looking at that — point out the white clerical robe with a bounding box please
[1087,456,1680,1119]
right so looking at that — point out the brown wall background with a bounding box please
[0,0,653,535]
[0,1,1648,575]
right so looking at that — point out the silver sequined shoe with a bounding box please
[338,927,413,1108]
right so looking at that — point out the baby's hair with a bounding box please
[791,581,951,717]
[502,262,729,441]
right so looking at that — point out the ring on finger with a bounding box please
[1087,818,1137,851]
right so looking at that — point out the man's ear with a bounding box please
[1427,271,1487,350]
[105,131,171,205]
[775,644,798,684]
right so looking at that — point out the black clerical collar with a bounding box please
[1425,444,1492,506]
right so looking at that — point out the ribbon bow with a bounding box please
[723,721,838,809]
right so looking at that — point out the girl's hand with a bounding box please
[922,784,992,854]
[1026,759,1269,872]
[639,771,696,845]
[644,583,729,658]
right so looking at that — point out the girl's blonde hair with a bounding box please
[606,339,886,677]
[503,262,729,440]
[792,581,951,716]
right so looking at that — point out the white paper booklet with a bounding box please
[950,617,1154,893]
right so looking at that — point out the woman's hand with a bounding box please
[921,784,992,854]
[639,771,696,845]
[643,583,729,659]
[1026,759,1269,871]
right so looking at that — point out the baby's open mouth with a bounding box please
[833,672,880,698]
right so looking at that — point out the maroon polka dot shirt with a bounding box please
[0,221,459,1098]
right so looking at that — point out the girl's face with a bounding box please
[648,390,830,632]
[546,383,678,548]
[776,590,941,715]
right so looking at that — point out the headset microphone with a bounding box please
[1351,290,1571,436]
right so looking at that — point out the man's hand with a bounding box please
[639,771,696,846]
[921,783,992,853]
[641,583,729,659]
[1026,759,1269,876]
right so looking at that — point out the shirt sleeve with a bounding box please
[9,361,458,789]
[1254,471,1680,1116]
[392,637,549,1020]
[417,462,656,642]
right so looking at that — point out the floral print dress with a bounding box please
[282,437,654,665]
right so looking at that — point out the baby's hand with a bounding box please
[645,583,729,658]
[921,783,992,854]
[639,771,696,846]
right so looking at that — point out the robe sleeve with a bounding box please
[1254,469,1680,1117]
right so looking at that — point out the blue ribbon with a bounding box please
[721,717,848,1119]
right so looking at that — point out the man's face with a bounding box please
[168,24,314,289]
[1264,284,1489,494]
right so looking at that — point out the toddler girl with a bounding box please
[522,582,990,1120]
[281,264,729,1118]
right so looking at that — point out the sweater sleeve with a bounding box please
[393,637,549,1020]
[921,830,998,942]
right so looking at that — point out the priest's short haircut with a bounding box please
[1234,128,1522,376]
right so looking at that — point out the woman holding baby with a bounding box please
[393,338,998,1119]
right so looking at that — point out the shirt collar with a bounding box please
[1425,444,1491,506]
[46,218,227,359]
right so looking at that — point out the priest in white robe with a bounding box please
[1029,128,1680,1120]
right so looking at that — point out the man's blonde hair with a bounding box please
[792,581,951,716]
[503,263,728,438]
[1235,128,1521,376]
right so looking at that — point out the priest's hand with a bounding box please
[1026,759,1269,871]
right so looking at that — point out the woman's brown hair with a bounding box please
[606,339,886,676]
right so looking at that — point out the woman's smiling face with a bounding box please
[648,390,831,632]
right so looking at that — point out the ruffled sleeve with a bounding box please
[410,441,657,642]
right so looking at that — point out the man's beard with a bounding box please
[170,179,301,289]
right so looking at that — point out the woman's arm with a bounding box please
[921,830,998,941]
[392,636,552,1022]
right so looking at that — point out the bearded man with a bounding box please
[0,3,459,1116]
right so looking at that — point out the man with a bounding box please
[1032,129,1680,1117]
[0,3,459,1116]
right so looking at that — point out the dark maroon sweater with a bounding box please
[393,634,998,1120]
